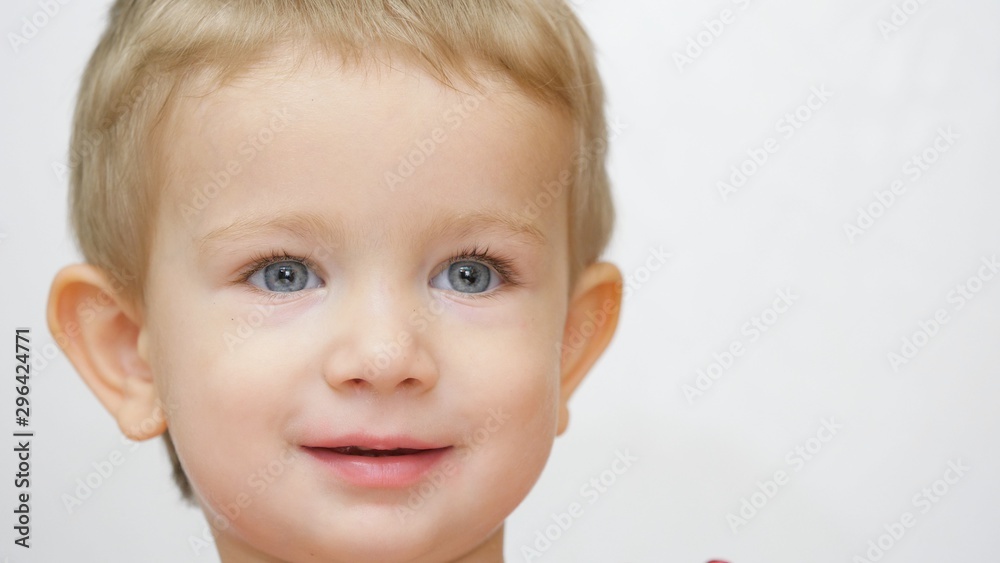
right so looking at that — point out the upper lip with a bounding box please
[301,433,451,451]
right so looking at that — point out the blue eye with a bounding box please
[247,259,322,293]
[431,260,501,294]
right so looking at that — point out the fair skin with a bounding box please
[48,51,621,562]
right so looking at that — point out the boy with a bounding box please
[47,1,622,561]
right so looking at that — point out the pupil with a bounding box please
[449,261,489,293]
[265,261,308,292]
[458,265,477,284]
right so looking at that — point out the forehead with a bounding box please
[156,52,576,251]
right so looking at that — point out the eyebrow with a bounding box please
[197,208,548,252]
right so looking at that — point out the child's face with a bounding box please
[143,54,576,561]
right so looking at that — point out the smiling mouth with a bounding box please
[328,446,443,457]
[304,444,454,488]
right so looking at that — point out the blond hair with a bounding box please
[70,0,614,501]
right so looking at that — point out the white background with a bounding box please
[2,0,998,561]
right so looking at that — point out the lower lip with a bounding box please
[303,447,453,489]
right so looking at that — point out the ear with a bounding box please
[557,261,623,436]
[47,264,167,441]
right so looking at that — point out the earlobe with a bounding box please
[556,261,623,436]
[47,264,167,441]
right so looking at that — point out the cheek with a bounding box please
[144,296,299,498]
[440,283,568,437]
[447,310,563,478]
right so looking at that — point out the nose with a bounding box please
[322,279,439,395]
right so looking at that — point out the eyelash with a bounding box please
[237,250,319,282]
[234,245,521,298]
[235,250,322,301]
[442,244,522,299]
